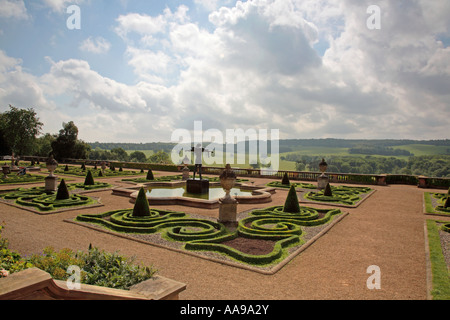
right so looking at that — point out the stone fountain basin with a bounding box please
[112,181,275,209]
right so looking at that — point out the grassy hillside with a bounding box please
[90,139,450,176]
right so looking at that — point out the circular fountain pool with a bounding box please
[114,180,276,209]
[147,186,252,200]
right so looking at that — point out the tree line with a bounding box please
[1,105,448,177]
[284,154,450,178]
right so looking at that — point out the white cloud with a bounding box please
[79,37,111,54]
[41,0,84,13]
[0,0,28,19]
[41,58,149,112]
[2,0,449,142]
[0,51,49,111]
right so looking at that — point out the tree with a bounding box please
[129,151,147,163]
[35,133,56,157]
[51,121,90,160]
[147,150,171,164]
[110,148,129,162]
[0,105,43,156]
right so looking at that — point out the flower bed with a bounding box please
[266,181,317,189]
[0,186,101,214]
[302,185,373,207]
[73,205,344,273]
[0,173,45,185]
[54,165,142,178]
[424,192,450,215]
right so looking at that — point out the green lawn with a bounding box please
[392,144,449,156]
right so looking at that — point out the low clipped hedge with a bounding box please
[0,186,97,212]
[442,223,450,233]
[266,181,316,189]
[75,203,342,267]
[304,185,372,206]
[0,173,45,185]
[185,233,302,266]
[424,192,450,215]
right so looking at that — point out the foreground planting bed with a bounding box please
[72,204,346,274]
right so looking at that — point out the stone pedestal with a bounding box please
[418,176,428,188]
[182,166,190,181]
[218,198,238,227]
[317,175,329,190]
[45,176,58,192]
[186,179,209,194]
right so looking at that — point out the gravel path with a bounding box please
[1,171,449,300]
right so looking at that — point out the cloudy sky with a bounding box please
[0,0,449,143]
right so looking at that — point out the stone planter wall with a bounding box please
[0,268,186,300]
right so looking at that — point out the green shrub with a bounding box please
[1,224,156,289]
[146,170,155,180]
[281,172,290,185]
[324,183,333,197]
[56,179,70,200]
[133,187,151,217]
[283,185,301,213]
[84,170,95,186]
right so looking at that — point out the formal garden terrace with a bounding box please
[0,161,449,300]
[44,157,450,189]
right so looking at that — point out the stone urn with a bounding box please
[182,156,190,181]
[219,164,237,203]
[319,158,328,177]
[2,165,10,179]
[46,155,58,177]
[10,153,18,171]
[218,164,238,227]
[317,158,329,190]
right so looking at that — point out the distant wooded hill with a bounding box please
[89,139,450,155]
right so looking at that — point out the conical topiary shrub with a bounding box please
[132,187,151,217]
[283,185,301,213]
[56,179,70,200]
[98,169,103,177]
[444,196,450,208]
[84,170,95,186]
[64,164,69,172]
[281,172,290,185]
[324,183,333,197]
[146,169,154,180]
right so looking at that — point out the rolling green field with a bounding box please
[93,139,450,176]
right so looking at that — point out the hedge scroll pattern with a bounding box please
[0,187,95,212]
[304,186,372,206]
[76,205,342,266]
